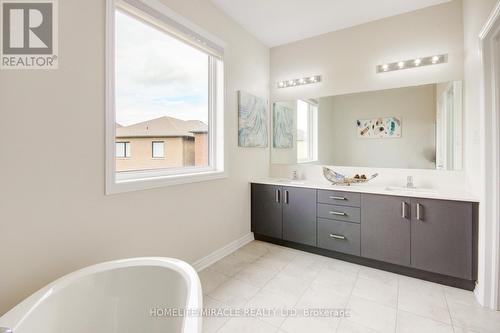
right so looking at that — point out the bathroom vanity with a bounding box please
[251,180,478,290]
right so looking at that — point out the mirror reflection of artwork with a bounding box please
[357,117,402,138]
[273,103,294,148]
[238,91,268,147]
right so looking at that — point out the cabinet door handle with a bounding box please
[416,203,423,221]
[285,190,289,204]
[275,189,280,203]
[329,234,347,240]
[329,211,347,216]
[329,196,347,201]
[401,202,408,219]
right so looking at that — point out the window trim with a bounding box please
[116,141,131,158]
[105,0,226,194]
[151,141,165,159]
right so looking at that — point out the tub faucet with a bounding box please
[406,176,415,188]
[0,327,13,333]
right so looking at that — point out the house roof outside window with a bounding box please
[116,116,206,138]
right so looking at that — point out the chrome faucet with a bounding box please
[406,176,415,189]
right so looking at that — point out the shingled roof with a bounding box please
[116,116,206,138]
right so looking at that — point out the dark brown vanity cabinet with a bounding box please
[410,198,473,280]
[252,183,477,288]
[251,184,316,246]
[282,186,317,246]
[251,184,283,239]
[361,194,474,279]
[361,194,412,266]
[316,190,361,256]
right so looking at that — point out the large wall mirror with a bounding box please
[271,81,463,170]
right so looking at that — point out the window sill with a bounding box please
[106,169,227,194]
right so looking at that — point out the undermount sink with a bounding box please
[385,186,438,194]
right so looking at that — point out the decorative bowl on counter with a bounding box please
[323,167,379,186]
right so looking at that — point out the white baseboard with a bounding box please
[192,233,254,272]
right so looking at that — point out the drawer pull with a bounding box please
[329,196,347,201]
[330,234,347,240]
[401,202,408,219]
[329,211,347,216]
[416,203,423,221]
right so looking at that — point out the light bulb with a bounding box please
[398,61,405,68]
[382,64,389,71]
[414,58,422,66]
[432,56,440,63]
[278,81,284,87]
[299,78,305,84]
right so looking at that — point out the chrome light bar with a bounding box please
[277,75,322,88]
[376,54,448,73]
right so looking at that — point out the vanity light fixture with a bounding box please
[277,75,322,88]
[376,54,448,73]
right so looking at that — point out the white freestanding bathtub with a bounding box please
[0,258,202,333]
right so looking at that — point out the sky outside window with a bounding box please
[115,10,209,126]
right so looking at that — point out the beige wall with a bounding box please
[182,138,195,167]
[462,0,498,308]
[319,85,437,169]
[462,0,497,194]
[116,137,192,171]
[0,0,269,315]
[270,1,464,102]
[193,133,208,167]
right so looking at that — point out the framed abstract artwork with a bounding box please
[238,91,268,147]
[357,116,402,138]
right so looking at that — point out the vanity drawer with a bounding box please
[317,219,360,256]
[317,190,360,207]
[317,203,361,223]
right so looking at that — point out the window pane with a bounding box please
[115,10,209,173]
[116,142,131,158]
[125,142,131,158]
[297,100,310,161]
[116,142,125,158]
[152,141,165,158]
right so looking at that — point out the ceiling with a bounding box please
[210,0,452,47]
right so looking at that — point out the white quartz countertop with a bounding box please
[252,178,479,203]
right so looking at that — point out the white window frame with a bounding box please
[297,99,318,163]
[106,0,226,194]
[152,141,165,159]
[116,141,131,158]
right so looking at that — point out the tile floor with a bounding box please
[199,241,500,333]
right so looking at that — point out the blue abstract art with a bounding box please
[238,91,268,147]
[273,103,294,148]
